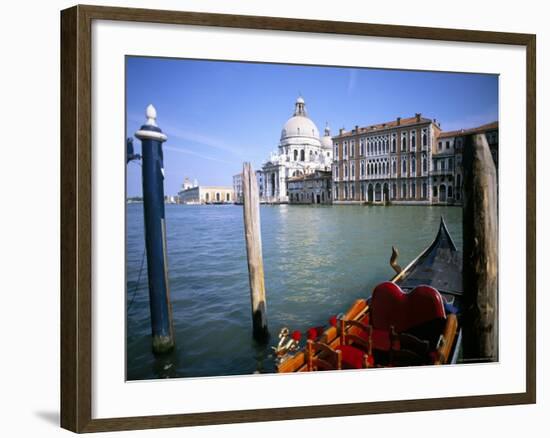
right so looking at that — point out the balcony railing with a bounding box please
[431,168,454,176]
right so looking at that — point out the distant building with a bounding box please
[233,171,265,204]
[233,173,243,204]
[435,121,498,205]
[177,179,234,205]
[258,97,333,204]
[332,114,438,204]
[332,117,498,206]
[288,170,332,204]
[182,177,194,191]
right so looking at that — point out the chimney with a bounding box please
[415,113,421,122]
[396,117,401,125]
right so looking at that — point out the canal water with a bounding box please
[126,204,462,380]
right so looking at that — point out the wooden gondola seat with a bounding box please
[306,340,342,371]
[370,282,447,352]
[389,328,431,366]
[336,319,374,369]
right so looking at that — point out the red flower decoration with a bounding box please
[291,330,302,341]
[307,327,317,340]
[329,315,338,327]
[366,355,375,367]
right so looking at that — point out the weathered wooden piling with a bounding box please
[135,104,175,354]
[462,133,498,362]
[242,162,269,342]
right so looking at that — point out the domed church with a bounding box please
[260,96,333,203]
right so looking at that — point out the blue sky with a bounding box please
[126,57,498,196]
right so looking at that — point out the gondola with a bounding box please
[274,217,463,372]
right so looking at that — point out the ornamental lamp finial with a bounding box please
[145,104,158,127]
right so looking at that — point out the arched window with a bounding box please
[448,185,453,199]
[344,165,348,177]
[411,157,416,175]
[361,161,365,177]
[392,136,396,152]
[300,149,305,161]
[293,149,298,161]
[205,193,209,202]
[411,135,416,149]
[392,183,397,199]
[422,132,427,147]
[422,182,427,198]
[411,182,416,198]
[392,160,397,175]
[402,159,407,175]
[226,193,230,201]
[422,155,427,173]
[402,183,407,198]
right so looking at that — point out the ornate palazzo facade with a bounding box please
[332,114,438,205]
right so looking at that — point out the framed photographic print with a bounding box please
[60,4,536,433]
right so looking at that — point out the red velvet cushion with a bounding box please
[371,282,446,333]
[337,345,365,369]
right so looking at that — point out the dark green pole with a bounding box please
[135,104,175,354]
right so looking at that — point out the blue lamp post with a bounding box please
[135,104,175,354]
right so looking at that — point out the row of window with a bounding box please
[334,128,430,159]
[289,191,330,203]
[291,148,331,162]
[334,155,430,180]
[333,181,457,202]
[203,192,232,202]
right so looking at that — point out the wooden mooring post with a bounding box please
[242,162,269,342]
[462,133,498,362]
[135,104,175,354]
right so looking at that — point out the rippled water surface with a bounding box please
[126,204,462,380]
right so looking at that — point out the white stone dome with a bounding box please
[280,97,321,146]
[321,123,333,149]
[281,116,320,140]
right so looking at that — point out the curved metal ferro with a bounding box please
[272,327,300,358]
[390,245,402,275]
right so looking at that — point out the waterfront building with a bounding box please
[332,114,439,205]
[232,173,243,204]
[434,121,498,205]
[233,171,264,204]
[259,97,333,203]
[178,181,234,205]
[287,170,332,204]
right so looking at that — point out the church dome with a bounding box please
[321,123,333,149]
[280,97,321,146]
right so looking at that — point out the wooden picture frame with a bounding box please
[60,4,536,433]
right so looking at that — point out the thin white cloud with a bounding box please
[347,69,358,94]
[163,145,237,165]
[127,114,246,157]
